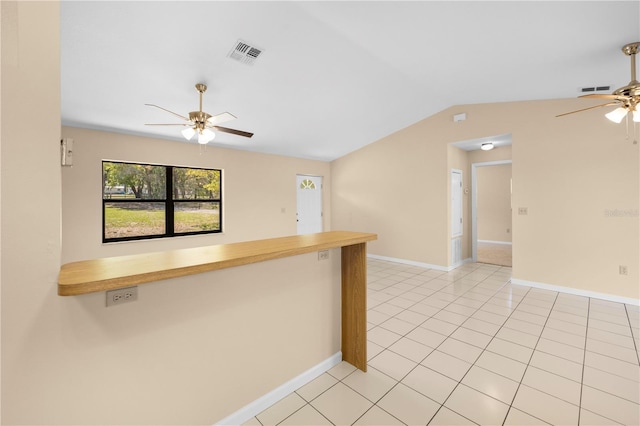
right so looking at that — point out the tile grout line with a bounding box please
[578,300,631,425]
[500,290,560,426]
[362,263,511,425]
[423,267,516,424]
[423,281,527,425]
[369,265,502,351]
[576,296,592,426]
[259,262,399,426]
[623,304,640,366]
[358,261,485,425]
[250,260,636,426]
[281,261,489,426]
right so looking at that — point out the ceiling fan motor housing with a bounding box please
[188,111,212,129]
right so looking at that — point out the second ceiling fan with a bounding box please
[557,42,640,123]
[145,83,253,144]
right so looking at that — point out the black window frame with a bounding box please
[102,161,222,243]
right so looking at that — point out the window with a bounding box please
[102,161,221,242]
[299,178,316,189]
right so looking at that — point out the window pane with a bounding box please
[104,202,165,239]
[103,162,166,199]
[173,168,220,200]
[174,202,220,233]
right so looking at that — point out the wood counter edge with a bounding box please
[58,231,377,296]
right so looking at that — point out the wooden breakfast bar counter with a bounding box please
[58,230,377,371]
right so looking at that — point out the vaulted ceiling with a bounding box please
[61,1,640,161]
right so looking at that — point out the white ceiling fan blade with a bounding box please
[579,94,630,101]
[207,112,236,125]
[144,123,190,126]
[145,104,190,121]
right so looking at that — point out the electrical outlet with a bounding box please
[318,250,330,261]
[518,207,528,215]
[619,265,628,276]
[106,286,138,307]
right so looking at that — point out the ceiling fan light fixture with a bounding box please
[198,129,215,145]
[181,127,196,140]
[481,142,494,151]
[605,106,628,123]
[145,83,253,143]
[559,42,640,125]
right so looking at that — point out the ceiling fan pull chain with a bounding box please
[625,111,631,141]
[626,112,638,144]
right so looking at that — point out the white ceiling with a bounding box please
[61,1,640,161]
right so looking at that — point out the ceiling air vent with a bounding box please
[580,85,611,93]
[228,40,263,66]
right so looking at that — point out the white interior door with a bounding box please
[451,170,463,237]
[296,175,323,235]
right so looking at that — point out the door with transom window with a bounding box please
[296,175,323,235]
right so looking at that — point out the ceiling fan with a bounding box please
[145,83,253,144]
[557,42,640,123]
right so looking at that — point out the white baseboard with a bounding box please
[367,254,471,272]
[478,240,512,245]
[368,254,449,271]
[214,352,342,426]
[511,278,640,307]
[368,255,638,305]
[453,258,473,269]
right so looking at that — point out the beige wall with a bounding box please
[332,101,639,299]
[2,0,61,422]
[61,127,331,262]
[477,164,512,243]
[2,5,342,423]
[2,3,639,425]
[332,122,450,266]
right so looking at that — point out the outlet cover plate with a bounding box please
[106,286,138,307]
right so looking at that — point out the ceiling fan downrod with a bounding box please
[615,42,640,100]
[189,84,212,128]
[622,42,638,84]
[195,83,207,112]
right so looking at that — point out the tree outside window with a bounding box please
[102,161,221,242]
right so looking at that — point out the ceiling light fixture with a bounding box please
[605,106,637,123]
[198,129,215,145]
[603,42,639,124]
[181,124,215,144]
[181,128,196,140]
[145,83,253,145]
[481,142,494,151]
[558,42,640,129]
[605,107,628,123]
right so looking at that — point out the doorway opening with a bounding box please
[471,160,512,266]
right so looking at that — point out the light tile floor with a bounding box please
[244,259,640,425]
